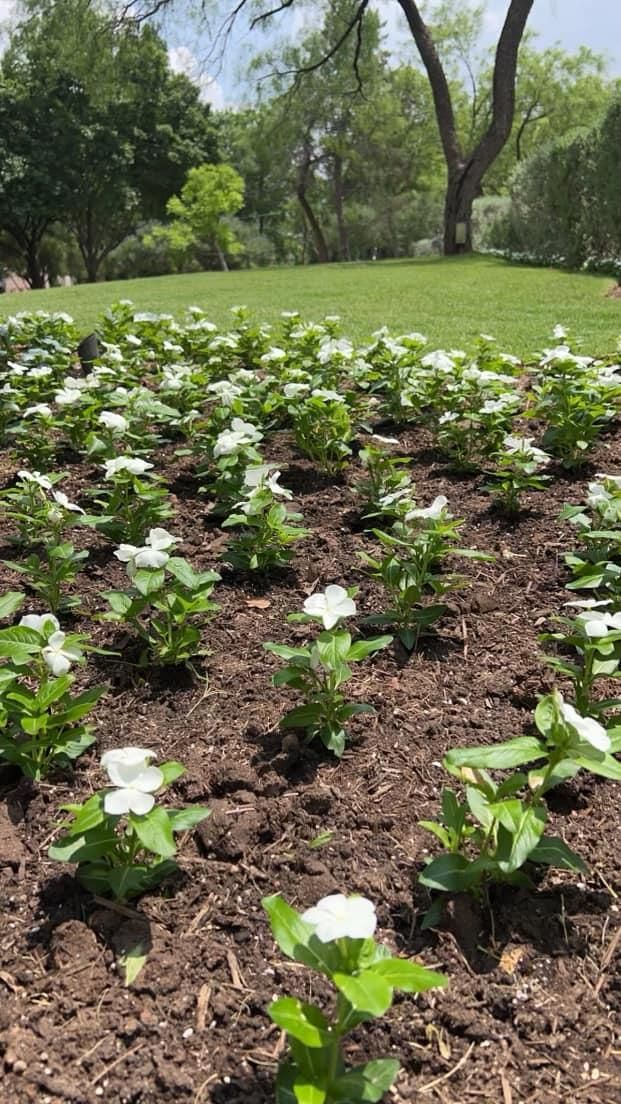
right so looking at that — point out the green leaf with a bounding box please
[264,643,312,662]
[117,941,149,987]
[133,568,166,597]
[268,998,331,1048]
[369,956,447,993]
[102,590,134,616]
[332,970,393,1018]
[280,703,323,730]
[529,836,587,872]
[571,750,621,780]
[129,806,176,859]
[316,631,352,671]
[166,806,211,832]
[445,736,545,772]
[48,824,119,864]
[0,592,24,620]
[158,760,186,786]
[293,1081,327,1104]
[490,801,546,872]
[418,853,483,892]
[262,895,339,976]
[346,635,393,661]
[332,1059,400,1103]
[59,792,106,834]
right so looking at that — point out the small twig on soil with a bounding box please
[92,895,145,920]
[196,983,212,1031]
[501,1072,513,1104]
[418,1042,475,1094]
[89,1040,145,1087]
[226,948,247,990]
[594,925,621,996]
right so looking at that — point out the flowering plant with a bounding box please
[0,600,104,778]
[540,603,621,716]
[484,435,550,513]
[91,456,173,544]
[200,417,264,516]
[264,586,391,757]
[101,528,220,665]
[354,441,414,521]
[222,465,308,570]
[263,892,446,1104]
[289,392,353,474]
[419,690,621,923]
[48,748,210,899]
[361,498,492,650]
[531,347,618,467]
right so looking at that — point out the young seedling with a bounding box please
[49,748,210,899]
[263,892,447,1104]
[101,528,220,665]
[264,585,391,757]
[0,604,104,778]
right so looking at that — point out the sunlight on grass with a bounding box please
[1,255,619,357]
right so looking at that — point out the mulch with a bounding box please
[1,424,620,1104]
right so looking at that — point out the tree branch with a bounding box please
[395,0,462,172]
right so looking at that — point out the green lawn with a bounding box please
[1,255,619,356]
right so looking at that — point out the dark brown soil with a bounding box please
[1,427,621,1104]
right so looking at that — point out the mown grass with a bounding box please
[1,255,619,357]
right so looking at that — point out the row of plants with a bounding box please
[1,304,621,1102]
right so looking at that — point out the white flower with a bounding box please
[480,396,518,415]
[421,351,455,373]
[19,612,60,637]
[260,347,287,363]
[503,436,550,465]
[104,456,154,479]
[553,324,567,339]
[302,894,377,943]
[439,411,459,425]
[283,382,310,399]
[52,490,85,515]
[41,631,81,676]
[114,528,177,575]
[575,609,621,638]
[213,418,262,458]
[99,411,129,432]
[101,747,163,816]
[243,465,292,499]
[405,495,449,521]
[595,473,621,487]
[23,404,52,418]
[311,388,344,402]
[303,584,356,630]
[54,388,82,406]
[558,698,610,753]
[17,470,52,490]
[586,482,612,508]
[207,380,242,405]
[125,333,142,347]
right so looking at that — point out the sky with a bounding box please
[164,0,621,110]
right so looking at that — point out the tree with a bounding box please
[120,0,535,254]
[0,0,218,282]
[0,73,85,286]
[152,163,245,270]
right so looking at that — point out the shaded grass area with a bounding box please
[1,254,619,356]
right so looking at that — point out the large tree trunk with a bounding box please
[443,168,479,254]
[296,149,330,264]
[25,241,46,288]
[397,0,534,254]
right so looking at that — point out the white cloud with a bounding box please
[168,45,226,110]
